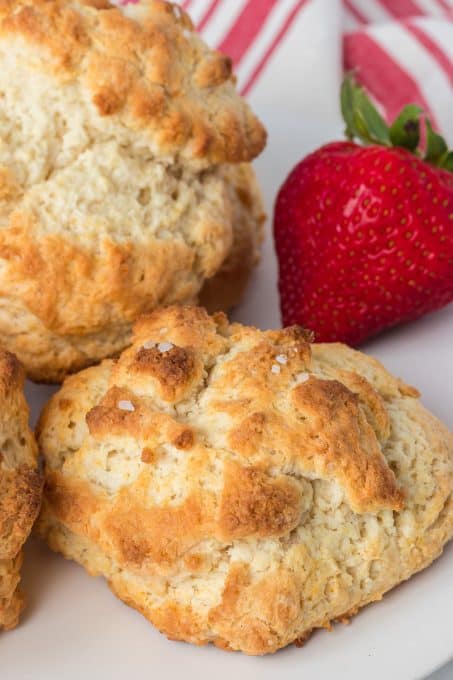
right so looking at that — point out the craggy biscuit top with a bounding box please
[0,0,266,163]
[37,307,453,653]
[39,305,409,551]
[0,0,266,381]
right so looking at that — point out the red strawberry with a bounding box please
[274,76,453,345]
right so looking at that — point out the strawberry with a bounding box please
[274,76,453,345]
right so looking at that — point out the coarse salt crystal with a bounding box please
[271,364,281,375]
[296,372,309,383]
[118,400,135,412]
[158,341,174,353]
[275,354,287,365]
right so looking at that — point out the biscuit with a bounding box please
[0,350,42,631]
[0,0,266,382]
[36,306,453,654]
[200,164,265,313]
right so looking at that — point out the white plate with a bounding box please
[2,111,452,680]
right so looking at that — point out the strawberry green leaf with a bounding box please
[355,94,391,145]
[340,73,356,141]
[440,151,453,172]
[339,75,453,174]
[341,74,390,146]
[425,119,448,164]
[389,105,422,151]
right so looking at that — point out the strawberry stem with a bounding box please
[340,74,453,172]
[389,104,422,152]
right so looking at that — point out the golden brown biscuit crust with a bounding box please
[0,161,264,383]
[0,2,266,383]
[0,350,42,630]
[0,0,265,163]
[37,307,453,653]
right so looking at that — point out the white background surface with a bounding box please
[2,110,452,679]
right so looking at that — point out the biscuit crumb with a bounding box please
[173,429,194,450]
[141,448,155,464]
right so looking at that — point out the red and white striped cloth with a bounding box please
[344,0,453,138]
[116,0,453,142]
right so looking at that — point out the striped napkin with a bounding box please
[117,0,453,143]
